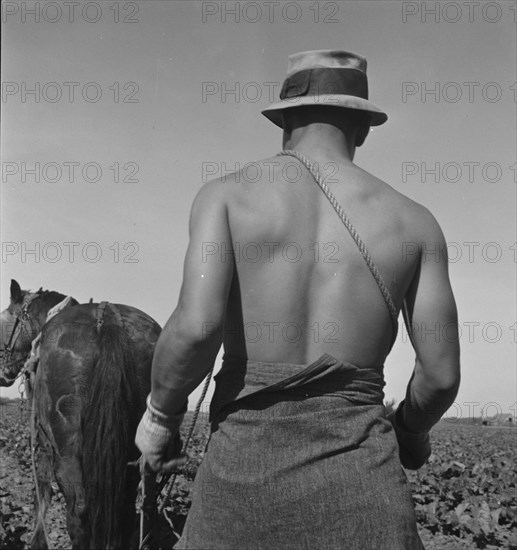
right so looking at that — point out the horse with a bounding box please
[0,279,162,549]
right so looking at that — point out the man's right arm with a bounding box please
[399,209,461,434]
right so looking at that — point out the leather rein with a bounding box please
[1,292,41,382]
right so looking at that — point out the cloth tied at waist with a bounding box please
[176,353,426,550]
[209,353,385,421]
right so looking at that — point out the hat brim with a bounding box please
[261,95,388,128]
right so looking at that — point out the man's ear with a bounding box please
[282,111,293,134]
[355,124,370,148]
[282,112,292,148]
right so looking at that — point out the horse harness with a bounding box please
[1,292,41,383]
[96,300,125,332]
[4,294,77,390]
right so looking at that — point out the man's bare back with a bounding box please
[214,154,433,368]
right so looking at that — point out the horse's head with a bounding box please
[0,279,77,386]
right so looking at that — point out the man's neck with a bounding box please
[283,123,356,163]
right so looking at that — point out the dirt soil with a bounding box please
[1,400,514,549]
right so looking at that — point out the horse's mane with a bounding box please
[27,288,79,308]
[9,288,77,315]
[37,289,69,301]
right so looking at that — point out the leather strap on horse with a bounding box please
[26,295,74,550]
[96,301,109,332]
[21,296,76,385]
[96,302,125,333]
[2,294,73,383]
[278,150,399,346]
[3,292,40,368]
[30,390,50,548]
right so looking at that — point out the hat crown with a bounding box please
[286,50,367,78]
[261,49,387,128]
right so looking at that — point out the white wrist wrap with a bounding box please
[135,395,186,453]
[146,395,186,427]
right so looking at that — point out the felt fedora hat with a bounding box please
[261,49,388,128]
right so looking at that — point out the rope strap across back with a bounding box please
[278,150,399,340]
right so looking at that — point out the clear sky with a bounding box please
[1,1,516,419]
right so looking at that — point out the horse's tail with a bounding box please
[82,304,141,549]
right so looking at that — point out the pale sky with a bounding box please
[1,1,516,419]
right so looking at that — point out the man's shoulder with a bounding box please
[357,167,444,241]
[389,191,445,245]
[200,156,279,188]
[193,157,273,215]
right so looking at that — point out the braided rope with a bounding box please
[157,366,213,514]
[278,150,398,339]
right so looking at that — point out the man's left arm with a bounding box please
[136,180,233,470]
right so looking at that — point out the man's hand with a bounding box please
[135,395,188,473]
[387,401,431,470]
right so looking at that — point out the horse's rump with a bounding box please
[36,303,161,548]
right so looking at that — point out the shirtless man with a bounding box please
[136,50,460,549]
